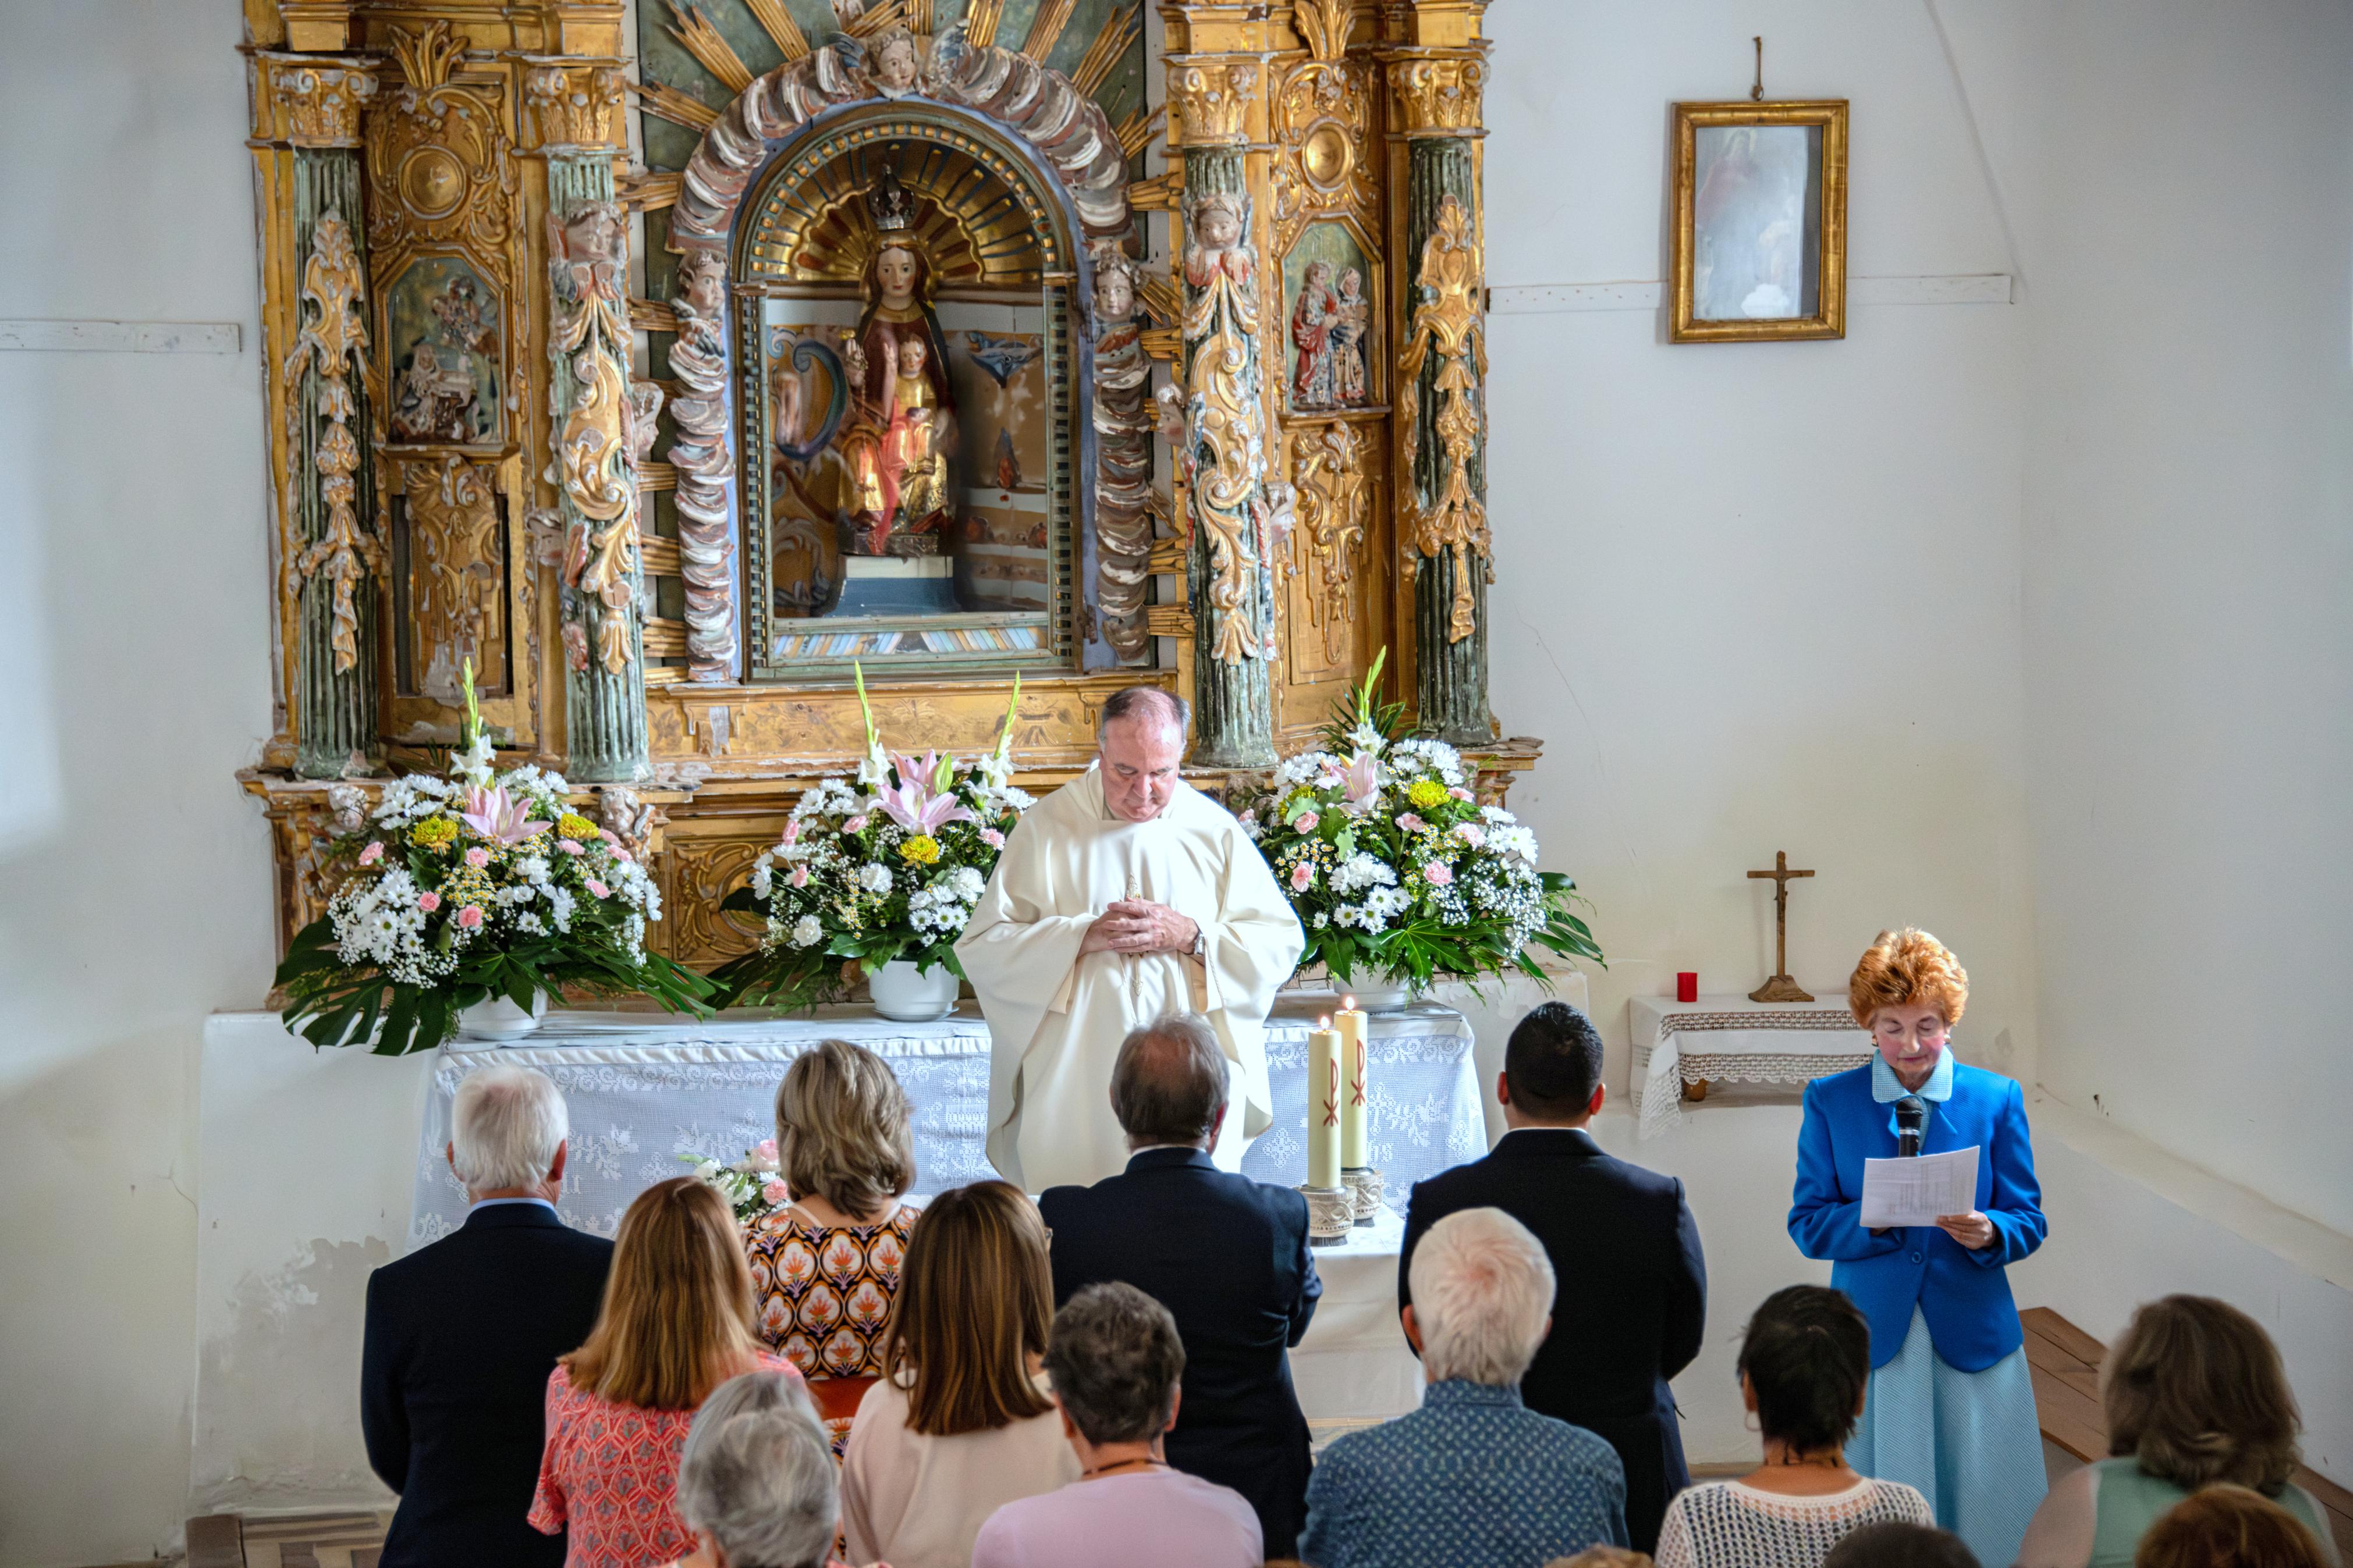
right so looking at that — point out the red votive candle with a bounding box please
[1676,972,1699,1004]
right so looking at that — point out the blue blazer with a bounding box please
[1041,1147,1322,1556]
[1787,1059,2046,1371]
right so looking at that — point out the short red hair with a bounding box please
[1848,928,1968,1028]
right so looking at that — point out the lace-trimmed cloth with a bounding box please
[1653,1476,1935,1568]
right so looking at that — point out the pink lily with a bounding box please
[872,750,974,835]
[459,784,551,847]
[1340,752,1380,812]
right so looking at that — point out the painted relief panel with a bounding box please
[1283,222,1373,415]
[384,255,504,447]
[391,456,510,702]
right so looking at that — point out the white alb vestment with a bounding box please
[956,763,1305,1192]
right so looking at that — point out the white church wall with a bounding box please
[1996,0,2353,1238]
[1479,2,2038,1100]
[0,2,278,1563]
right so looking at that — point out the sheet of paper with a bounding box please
[1859,1145,1981,1229]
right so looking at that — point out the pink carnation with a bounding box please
[558,838,584,855]
[1448,786,1474,802]
[844,815,869,834]
[1421,861,1454,886]
[1295,811,1320,834]
[788,865,809,888]
[1397,812,1426,833]
[1454,823,1485,848]
[1290,862,1314,891]
[599,829,621,845]
[456,905,484,929]
[586,879,610,898]
[781,819,801,846]
[417,891,442,913]
[464,846,491,869]
[761,1179,790,1206]
[357,841,384,866]
[981,827,1005,849]
[755,1137,779,1162]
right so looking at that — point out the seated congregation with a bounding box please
[360,932,2340,1568]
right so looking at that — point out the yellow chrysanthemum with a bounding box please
[410,815,460,850]
[1407,778,1449,810]
[556,812,600,843]
[900,834,941,866]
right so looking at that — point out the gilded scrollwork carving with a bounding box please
[1272,56,1378,257]
[524,63,629,152]
[288,213,383,675]
[548,200,644,677]
[663,248,737,681]
[1293,0,1354,61]
[1169,63,1257,145]
[1290,422,1368,664]
[659,837,772,964]
[399,454,505,701]
[1387,56,1485,137]
[1397,192,1489,643]
[1177,185,1270,665]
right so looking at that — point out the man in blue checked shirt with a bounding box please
[1299,1207,1628,1568]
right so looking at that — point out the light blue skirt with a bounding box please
[1849,1307,2047,1568]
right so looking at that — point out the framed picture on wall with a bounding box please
[1670,99,1848,342]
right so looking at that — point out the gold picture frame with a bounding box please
[1671,99,1848,343]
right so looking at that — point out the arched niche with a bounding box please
[661,31,1150,685]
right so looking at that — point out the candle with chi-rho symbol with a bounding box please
[1307,1015,1343,1189]
[1335,994,1369,1169]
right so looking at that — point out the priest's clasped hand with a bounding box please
[1081,898,1201,956]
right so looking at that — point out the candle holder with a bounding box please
[1342,1166,1385,1226]
[1298,1184,1354,1247]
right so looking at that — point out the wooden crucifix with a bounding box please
[1748,851,1816,1002]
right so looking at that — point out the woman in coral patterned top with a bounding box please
[746,1039,922,1450]
[532,1177,803,1568]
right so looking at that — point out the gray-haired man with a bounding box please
[1038,1014,1321,1557]
[361,1065,613,1568]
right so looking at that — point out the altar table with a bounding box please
[410,993,1483,1243]
[1629,994,1875,1139]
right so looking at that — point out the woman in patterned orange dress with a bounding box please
[746,1037,921,1453]
[531,1177,803,1567]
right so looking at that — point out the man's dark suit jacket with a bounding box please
[1400,1126,1707,1555]
[361,1201,613,1568]
[1041,1147,1323,1557]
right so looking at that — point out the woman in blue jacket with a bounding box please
[1789,927,2047,1568]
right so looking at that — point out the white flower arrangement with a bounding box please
[711,667,1032,1009]
[680,1137,787,1228]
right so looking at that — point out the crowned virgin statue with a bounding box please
[842,163,959,557]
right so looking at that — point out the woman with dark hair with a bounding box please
[2134,1487,2330,1568]
[1653,1286,1932,1568]
[839,1181,1079,1567]
[2017,1296,2341,1567]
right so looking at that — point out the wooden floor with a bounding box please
[2023,1307,2353,1559]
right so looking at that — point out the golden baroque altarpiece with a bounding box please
[240,0,1532,974]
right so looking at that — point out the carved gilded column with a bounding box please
[1387,24,1492,745]
[1166,31,1280,769]
[531,68,651,783]
[255,55,386,778]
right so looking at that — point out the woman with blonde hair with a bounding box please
[839,1180,1080,1566]
[531,1178,800,1567]
[2018,1296,2340,1567]
[746,1037,921,1450]
[1788,928,2048,1567]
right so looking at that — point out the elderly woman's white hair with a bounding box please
[677,1371,835,1568]
[449,1065,567,1192]
[1407,1206,1556,1387]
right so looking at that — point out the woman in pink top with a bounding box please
[971,1283,1260,1568]
[531,1178,802,1567]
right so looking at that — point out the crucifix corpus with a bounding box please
[1747,851,1816,1002]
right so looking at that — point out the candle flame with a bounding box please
[1343,994,1355,1009]
[1318,1015,1330,1028]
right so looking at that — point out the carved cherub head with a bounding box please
[1090,241,1138,323]
[868,26,921,94]
[558,201,627,272]
[677,248,726,318]
[1187,189,1244,253]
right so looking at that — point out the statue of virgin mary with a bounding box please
[842,162,959,556]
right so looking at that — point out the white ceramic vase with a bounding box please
[457,994,548,1041]
[868,959,959,1022]
[1348,973,1419,1014]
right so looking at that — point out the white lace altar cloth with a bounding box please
[411,994,1484,1245]
[1630,995,1875,1140]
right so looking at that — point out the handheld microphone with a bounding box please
[1894,1096,1926,1158]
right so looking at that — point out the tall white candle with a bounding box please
[1336,996,1369,1169]
[1308,1016,1343,1190]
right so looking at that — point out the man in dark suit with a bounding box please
[361,1065,613,1568]
[1399,1002,1707,1554]
[1039,1012,1322,1557]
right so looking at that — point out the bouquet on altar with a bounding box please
[681,1138,787,1228]
[1240,650,1603,992]
[710,667,1034,1009]
[274,664,714,1054]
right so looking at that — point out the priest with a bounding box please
[957,687,1305,1190]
